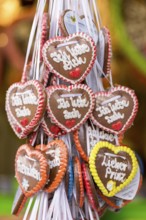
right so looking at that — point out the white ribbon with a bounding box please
[29,193,41,220]
[46,182,72,220]
[22,0,47,82]
[23,197,34,220]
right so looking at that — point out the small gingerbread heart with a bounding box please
[46,84,95,133]
[74,156,84,208]
[65,158,74,201]
[102,27,112,76]
[11,187,27,216]
[96,27,112,76]
[89,141,138,197]
[15,144,48,197]
[42,32,96,84]
[91,86,138,135]
[82,163,99,212]
[36,140,68,193]
[73,129,88,162]
[6,80,47,139]
[40,13,50,61]
[73,123,117,162]
[59,10,98,43]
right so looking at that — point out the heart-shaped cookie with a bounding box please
[40,13,50,61]
[15,144,48,197]
[5,80,47,139]
[89,141,138,197]
[11,187,27,216]
[59,10,98,43]
[74,156,84,208]
[65,158,74,201]
[36,140,68,193]
[91,86,138,135]
[46,84,95,133]
[96,188,131,210]
[73,123,117,162]
[42,32,96,84]
[102,27,112,76]
[82,163,99,212]
[41,112,66,137]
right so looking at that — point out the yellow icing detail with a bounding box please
[89,141,138,197]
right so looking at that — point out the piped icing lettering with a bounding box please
[17,156,41,181]
[50,43,89,70]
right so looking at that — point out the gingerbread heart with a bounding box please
[73,123,117,162]
[36,140,68,193]
[102,27,112,76]
[59,10,98,43]
[89,141,138,197]
[74,156,84,208]
[46,84,95,133]
[82,163,99,212]
[15,144,48,197]
[91,86,138,135]
[5,80,47,139]
[42,32,96,84]
[65,158,74,201]
[40,13,50,61]
[41,112,66,137]
[11,187,27,216]
[97,27,112,76]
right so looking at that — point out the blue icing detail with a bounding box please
[68,158,74,201]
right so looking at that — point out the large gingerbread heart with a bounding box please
[46,84,95,133]
[42,32,96,84]
[15,144,48,197]
[89,141,138,197]
[36,140,68,193]
[59,10,98,43]
[91,86,138,135]
[5,80,47,139]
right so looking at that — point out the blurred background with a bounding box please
[0,0,146,219]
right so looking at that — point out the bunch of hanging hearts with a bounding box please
[5,0,143,219]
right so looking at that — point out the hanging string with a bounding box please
[75,0,79,33]
[92,0,101,30]
[22,0,46,81]
[23,197,34,220]
[29,193,41,220]
[96,0,103,28]
[109,70,114,88]
[42,193,49,220]
[80,0,92,36]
